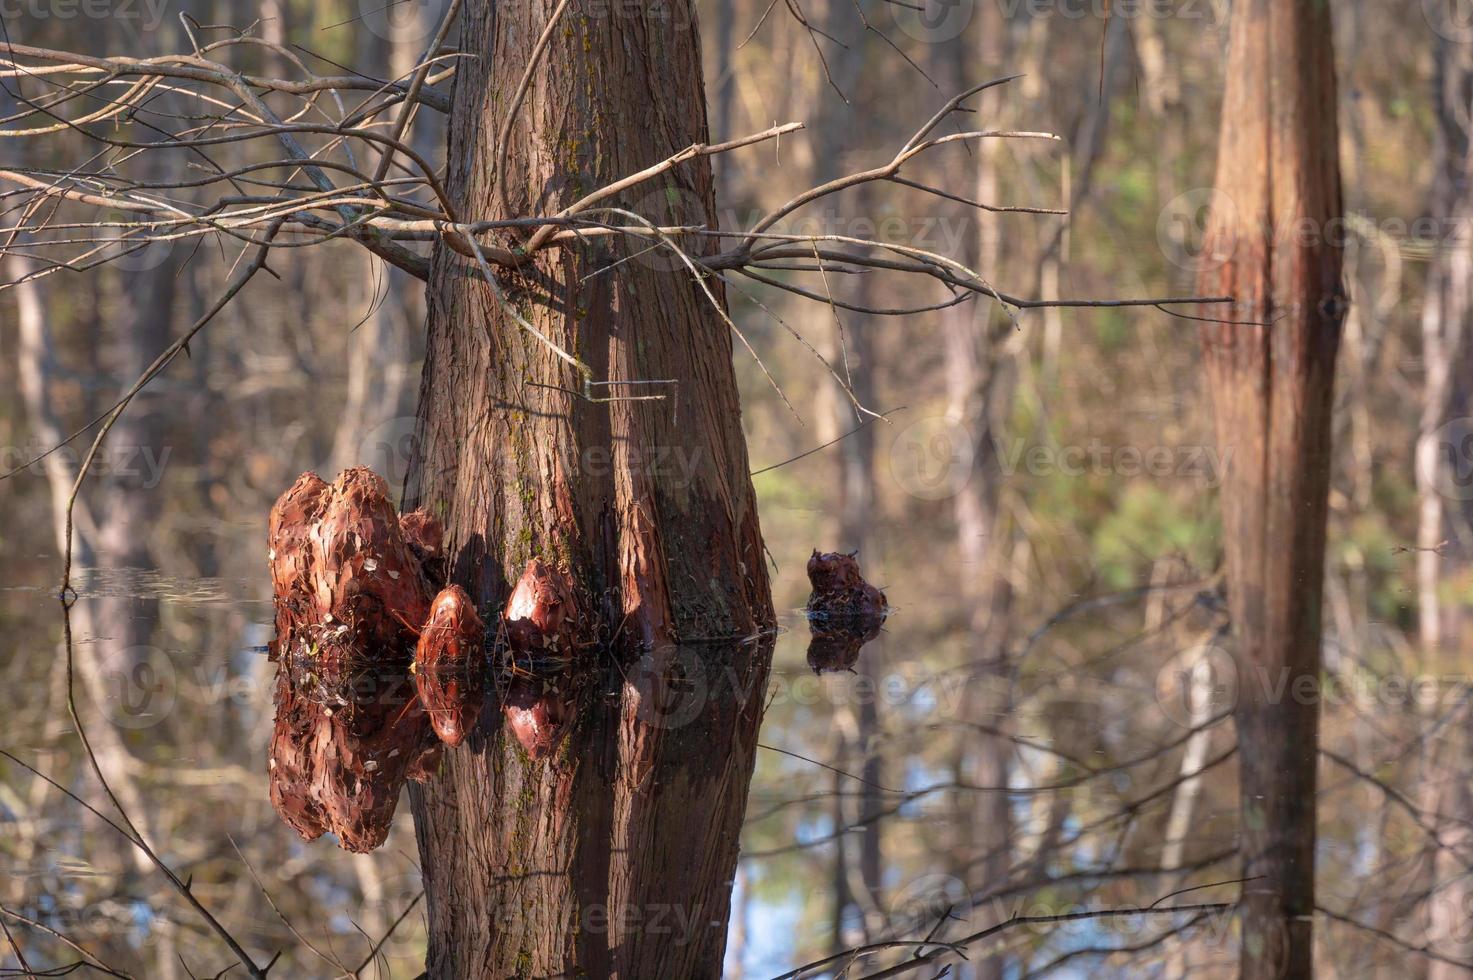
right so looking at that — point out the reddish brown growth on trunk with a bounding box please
[502,676,576,761]
[266,467,438,852]
[503,558,585,662]
[805,550,887,673]
[414,585,486,748]
[497,559,586,760]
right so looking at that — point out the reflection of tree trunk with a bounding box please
[10,251,155,874]
[1420,31,1473,980]
[403,4,772,974]
[1198,3,1346,976]
[833,272,883,923]
[811,2,883,935]
[936,15,1013,979]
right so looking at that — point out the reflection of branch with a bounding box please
[1318,904,1473,972]
[55,604,270,978]
[0,902,129,978]
[775,899,1237,980]
[353,891,425,978]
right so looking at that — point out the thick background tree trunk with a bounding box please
[404,2,774,976]
[1198,2,1345,977]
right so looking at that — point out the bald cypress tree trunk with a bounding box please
[1198,2,1346,976]
[404,3,774,975]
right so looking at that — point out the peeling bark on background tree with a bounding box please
[1197,2,1346,976]
[402,2,773,974]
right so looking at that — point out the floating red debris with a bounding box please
[414,585,486,747]
[502,676,575,761]
[804,550,887,673]
[266,467,438,853]
[503,558,584,661]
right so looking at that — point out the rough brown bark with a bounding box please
[403,2,774,976]
[1197,2,1346,977]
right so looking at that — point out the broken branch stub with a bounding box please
[503,557,585,661]
[805,550,888,673]
[266,467,440,853]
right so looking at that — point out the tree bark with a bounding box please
[404,3,773,976]
[1198,2,1346,977]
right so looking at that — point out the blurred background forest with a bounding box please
[2,0,1471,976]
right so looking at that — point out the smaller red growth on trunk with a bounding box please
[503,558,584,660]
[502,676,576,761]
[498,559,587,760]
[414,585,487,748]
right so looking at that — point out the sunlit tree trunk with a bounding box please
[1198,2,1346,976]
[404,3,774,975]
